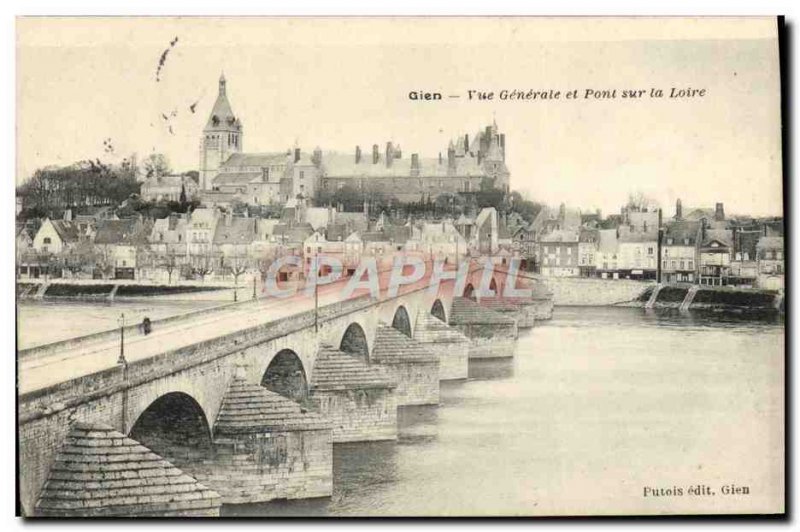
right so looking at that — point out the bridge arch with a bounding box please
[463,283,476,300]
[431,299,447,322]
[129,392,212,456]
[340,322,370,363]
[261,349,309,403]
[391,305,412,337]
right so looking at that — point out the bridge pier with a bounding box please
[34,422,221,517]
[372,325,439,406]
[413,312,470,380]
[309,346,398,443]
[185,378,333,505]
[449,297,519,359]
[477,297,536,329]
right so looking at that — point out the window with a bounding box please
[299,171,305,179]
[43,237,51,244]
[647,247,654,255]
[688,260,694,270]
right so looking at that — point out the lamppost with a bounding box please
[117,313,128,433]
[117,313,127,366]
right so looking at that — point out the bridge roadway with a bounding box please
[18,264,476,395]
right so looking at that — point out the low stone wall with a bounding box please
[381,361,439,406]
[309,388,398,443]
[537,277,652,307]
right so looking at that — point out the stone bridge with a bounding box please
[18,263,543,516]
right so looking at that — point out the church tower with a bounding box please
[199,73,243,191]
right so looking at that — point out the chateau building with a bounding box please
[198,74,510,207]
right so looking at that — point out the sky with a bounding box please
[16,17,783,216]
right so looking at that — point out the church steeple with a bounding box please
[199,73,243,191]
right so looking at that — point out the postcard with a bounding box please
[15,16,785,517]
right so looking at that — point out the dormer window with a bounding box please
[212,115,220,126]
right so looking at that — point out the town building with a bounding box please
[756,236,784,290]
[661,219,701,284]
[594,229,620,279]
[94,217,151,280]
[538,228,580,277]
[32,217,82,255]
[616,209,659,280]
[577,228,598,277]
[698,226,734,286]
[141,174,199,203]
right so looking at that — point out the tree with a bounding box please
[159,252,178,284]
[143,153,171,178]
[626,191,659,212]
[61,240,99,278]
[17,160,139,218]
[191,254,215,282]
[332,184,364,212]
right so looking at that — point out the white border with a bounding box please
[4,2,798,531]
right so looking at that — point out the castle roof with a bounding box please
[221,152,290,169]
[321,151,487,179]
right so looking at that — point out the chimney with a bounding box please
[225,212,232,226]
[701,218,707,241]
[355,145,362,164]
[386,142,394,168]
[63,209,72,222]
[438,152,443,165]
[714,202,725,221]
[312,147,322,167]
[410,153,420,177]
[464,134,469,153]
[675,198,683,220]
[294,148,300,164]
[372,144,379,164]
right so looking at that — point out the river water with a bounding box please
[16,299,223,349]
[223,307,785,517]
